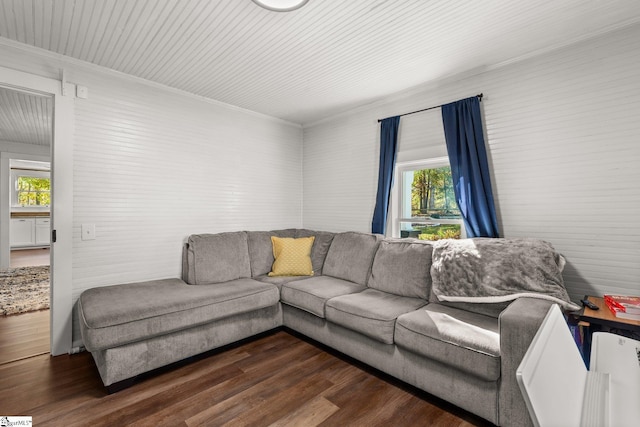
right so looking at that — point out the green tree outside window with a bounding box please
[403,166,462,240]
[17,177,50,206]
[411,167,458,218]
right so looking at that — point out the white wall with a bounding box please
[0,42,303,345]
[70,73,302,293]
[303,23,640,301]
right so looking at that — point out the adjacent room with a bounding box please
[0,89,52,365]
[1,0,639,426]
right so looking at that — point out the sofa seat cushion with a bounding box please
[325,289,427,344]
[395,303,501,381]
[280,276,365,318]
[79,278,280,351]
[254,274,311,290]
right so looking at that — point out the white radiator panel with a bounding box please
[303,23,640,301]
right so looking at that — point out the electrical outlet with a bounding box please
[81,223,96,241]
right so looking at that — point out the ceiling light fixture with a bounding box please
[252,0,309,12]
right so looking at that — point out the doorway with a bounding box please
[0,88,52,364]
[0,65,74,357]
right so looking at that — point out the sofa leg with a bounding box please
[106,377,137,394]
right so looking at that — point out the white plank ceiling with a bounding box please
[0,87,51,146]
[1,0,640,125]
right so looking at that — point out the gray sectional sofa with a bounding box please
[78,229,577,426]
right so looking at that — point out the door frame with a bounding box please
[0,66,74,356]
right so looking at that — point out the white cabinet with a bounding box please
[10,216,50,247]
[10,218,35,247]
[36,218,51,245]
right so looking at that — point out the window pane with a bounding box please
[404,167,460,219]
[400,222,461,240]
[17,176,50,206]
[37,192,51,206]
[18,177,50,191]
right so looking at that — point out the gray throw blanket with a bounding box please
[431,238,580,311]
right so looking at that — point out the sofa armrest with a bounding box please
[182,243,195,284]
[498,297,554,427]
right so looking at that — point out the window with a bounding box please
[395,157,464,240]
[17,176,50,206]
[11,169,51,208]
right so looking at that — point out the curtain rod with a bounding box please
[377,93,483,123]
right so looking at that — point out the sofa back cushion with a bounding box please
[368,239,433,299]
[294,229,335,275]
[322,232,382,285]
[247,229,297,277]
[185,232,252,284]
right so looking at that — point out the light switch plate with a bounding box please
[81,223,96,241]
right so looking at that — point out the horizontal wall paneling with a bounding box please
[303,23,640,301]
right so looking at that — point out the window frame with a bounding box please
[393,157,466,239]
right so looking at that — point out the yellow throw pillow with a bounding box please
[268,236,315,277]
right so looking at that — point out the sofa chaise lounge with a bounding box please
[78,229,578,426]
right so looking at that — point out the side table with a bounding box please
[569,295,640,366]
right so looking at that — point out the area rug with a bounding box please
[0,266,50,316]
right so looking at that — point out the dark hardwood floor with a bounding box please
[0,309,49,365]
[0,330,494,426]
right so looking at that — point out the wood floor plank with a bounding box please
[221,374,335,426]
[268,396,340,427]
[68,365,245,427]
[0,309,49,364]
[32,349,253,426]
[0,330,494,426]
[131,339,325,426]
[186,351,337,425]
